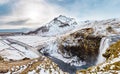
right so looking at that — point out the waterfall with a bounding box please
[96,37,110,64]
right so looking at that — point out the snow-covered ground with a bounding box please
[8,36,56,47]
[0,40,10,50]
[0,36,39,61]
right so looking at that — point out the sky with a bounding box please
[0,0,120,31]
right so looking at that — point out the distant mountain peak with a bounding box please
[53,15,74,24]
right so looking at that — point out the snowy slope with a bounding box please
[8,36,56,47]
[83,18,120,36]
[0,40,10,50]
[0,37,39,61]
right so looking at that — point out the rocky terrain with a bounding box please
[0,15,120,74]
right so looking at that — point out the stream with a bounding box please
[45,55,91,74]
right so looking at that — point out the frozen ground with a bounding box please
[8,36,56,47]
[0,36,40,61]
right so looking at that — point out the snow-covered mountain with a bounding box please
[25,15,78,36]
[25,16,120,37]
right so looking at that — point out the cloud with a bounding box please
[6,19,29,25]
[12,0,67,23]
[0,0,67,29]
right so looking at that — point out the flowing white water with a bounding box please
[96,37,110,64]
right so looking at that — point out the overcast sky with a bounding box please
[0,0,120,30]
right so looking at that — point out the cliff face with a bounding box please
[59,28,101,65]
[103,41,120,60]
[76,36,120,74]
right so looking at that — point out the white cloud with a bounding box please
[12,0,66,23]
[0,0,67,29]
